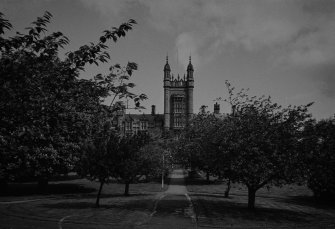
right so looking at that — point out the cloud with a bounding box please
[140,0,335,68]
[315,65,335,98]
[321,75,335,98]
[79,0,129,18]
[176,33,199,67]
[80,0,335,68]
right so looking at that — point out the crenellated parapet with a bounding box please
[169,74,187,87]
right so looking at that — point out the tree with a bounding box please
[218,81,313,209]
[302,117,335,199]
[140,141,172,182]
[174,106,225,183]
[0,12,80,186]
[77,61,147,206]
[77,119,116,207]
[113,132,153,196]
[207,117,237,197]
[0,11,140,187]
[175,105,235,197]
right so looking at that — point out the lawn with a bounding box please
[186,174,335,228]
[1,173,335,228]
[0,176,168,229]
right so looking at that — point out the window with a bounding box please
[174,117,184,127]
[173,96,184,113]
[140,121,148,130]
[126,122,131,130]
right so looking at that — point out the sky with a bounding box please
[1,0,334,119]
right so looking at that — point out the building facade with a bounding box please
[113,105,164,135]
[163,56,194,130]
[113,56,195,135]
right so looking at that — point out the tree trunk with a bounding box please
[206,171,210,182]
[124,182,130,196]
[224,178,231,198]
[218,171,223,180]
[247,187,256,210]
[95,180,104,207]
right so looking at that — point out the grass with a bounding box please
[0,176,168,228]
[186,174,335,228]
[0,175,168,199]
[1,172,335,228]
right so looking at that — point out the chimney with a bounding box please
[214,102,220,114]
[151,105,156,115]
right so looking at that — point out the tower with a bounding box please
[163,56,171,130]
[186,56,194,120]
[163,56,194,130]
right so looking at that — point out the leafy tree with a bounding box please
[0,12,78,186]
[140,141,172,182]
[174,106,222,180]
[77,61,147,206]
[0,11,140,187]
[302,117,335,199]
[173,132,200,171]
[79,130,166,206]
[77,118,118,207]
[113,132,152,196]
[174,107,207,170]
[206,117,237,197]
[218,81,313,209]
[174,105,235,197]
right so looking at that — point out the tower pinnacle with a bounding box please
[164,55,171,72]
[187,55,194,72]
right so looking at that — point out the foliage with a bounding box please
[0,11,141,186]
[79,129,166,205]
[217,81,313,209]
[140,142,172,181]
[174,106,220,175]
[302,117,335,199]
[77,118,117,207]
[176,81,314,209]
[113,132,152,196]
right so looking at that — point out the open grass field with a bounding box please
[187,174,335,228]
[0,173,335,228]
[0,177,168,229]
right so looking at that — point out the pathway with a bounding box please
[144,169,197,229]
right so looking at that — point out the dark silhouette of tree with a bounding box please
[0,11,143,188]
[113,132,151,196]
[177,81,314,209]
[302,117,335,200]
[77,120,119,207]
[218,81,313,209]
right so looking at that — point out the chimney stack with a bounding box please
[151,105,156,115]
[214,102,220,114]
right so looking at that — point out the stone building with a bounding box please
[112,56,226,135]
[113,56,195,135]
[112,105,164,135]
